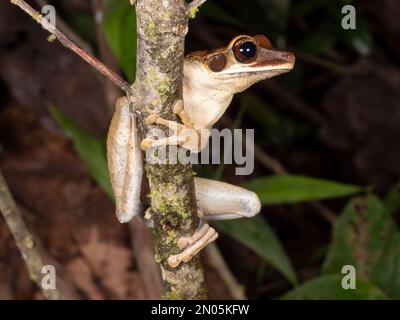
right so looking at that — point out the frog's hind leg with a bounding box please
[166,177,261,268]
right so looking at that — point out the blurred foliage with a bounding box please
[59,3,97,46]
[49,106,113,199]
[282,274,388,300]
[102,0,137,82]
[245,175,361,205]
[384,183,400,216]
[285,192,400,299]
[214,216,298,285]
[322,195,400,299]
[292,0,372,54]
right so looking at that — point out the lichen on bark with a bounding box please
[133,0,208,299]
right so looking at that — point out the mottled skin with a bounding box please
[107,35,295,267]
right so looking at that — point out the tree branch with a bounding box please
[134,0,208,299]
[10,0,132,96]
[0,169,63,300]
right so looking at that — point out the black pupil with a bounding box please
[239,41,257,59]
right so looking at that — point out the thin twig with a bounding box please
[0,169,63,300]
[34,0,92,53]
[10,0,133,96]
[254,144,287,175]
[186,0,208,13]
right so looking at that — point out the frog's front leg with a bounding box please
[140,99,206,153]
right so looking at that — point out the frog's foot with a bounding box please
[167,224,218,268]
[141,112,201,152]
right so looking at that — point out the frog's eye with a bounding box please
[208,53,227,72]
[233,38,258,63]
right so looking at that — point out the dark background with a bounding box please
[0,0,399,299]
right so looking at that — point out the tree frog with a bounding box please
[107,35,295,268]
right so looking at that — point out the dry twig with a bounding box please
[34,0,92,53]
[0,169,63,299]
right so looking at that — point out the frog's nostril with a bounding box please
[284,52,291,59]
[283,52,295,64]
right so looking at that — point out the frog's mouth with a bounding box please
[215,63,294,79]
[215,52,295,78]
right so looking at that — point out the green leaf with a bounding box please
[49,107,113,199]
[282,274,389,300]
[384,182,400,215]
[323,195,400,299]
[102,0,137,82]
[245,175,361,205]
[213,216,297,285]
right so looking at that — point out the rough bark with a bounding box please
[132,0,208,299]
